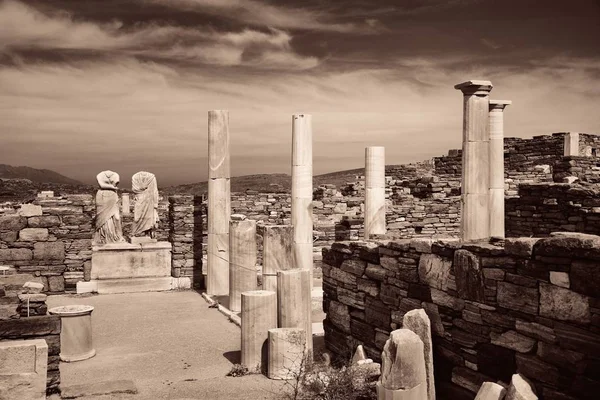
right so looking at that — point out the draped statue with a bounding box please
[131,171,159,239]
[94,170,125,244]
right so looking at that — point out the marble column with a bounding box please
[291,114,313,279]
[207,110,231,296]
[564,132,580,156]
[488,100,511,240]
[268,328,307,380]
[262,225,294,293]
[454,80,493,242]
[241,290,277,373]
[121,193,130,216]
[364,146,386,239]
[229,220,257,313]
[277,269,313,357]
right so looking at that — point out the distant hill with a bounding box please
[0,164,83,185]
[162,167,376,196]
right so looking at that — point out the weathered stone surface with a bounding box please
[539,282,590,323]
[553,321,600,356]
[505,238,540,258]
[0,248,32,261]
[48,276,65,292]
[451,366,488,394]
[18,204,43,217]
[516,354,561,386]
[422,302,444,336]
[365,263,387,281]
[491,330,536,353]
[0,315,61,337]
[27,216,65,228]
[327,300,351,334]
[536,342,585,372]
[534,233,600,261]
[61,380,138,399]
[33,242,65,260]
[515,320,556,343]
[0,339,48,400]
[380,329,427,391]
[0,215,27,231]
[549,271,570,289]
[431,288,464,310]
[454,249,485,301]
[497,282,538,315]
[418,253,452,290]
[340,259,367,276]
[18,228,49,241]
[570,260,600,297]
[402,309,435,400]
[475,382,507,400]
[505,373,538,400]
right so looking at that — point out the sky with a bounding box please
[1,0,599,187]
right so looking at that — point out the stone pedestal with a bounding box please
[229,220,257,313]
[291,114,313,281]
[365,146,386,239]
[241,290,277,373]
[268,328,306,380]
[455,80,493,242]
[0,339,48,400]
[49,305,95,362]
[488,100,511,239]
[78,242,188,294]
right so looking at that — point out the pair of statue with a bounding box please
[93,170,159,245]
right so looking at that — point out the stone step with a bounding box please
[77,277,191,295]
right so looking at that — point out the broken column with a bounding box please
[488,100,511,239]
[364,146,386,239]
[403,309,435,400]
[48,305,96,362]
[121,192,130,216]
[229,220,257,313]
[378,329,428,399]
[241,290,277,373]
[267,327,307,380]
[454,80,493,242]
[291,114,313,278]
[564,132,580,156]
[262,225,294,292]
[277,269,313,357]
[207,110,231,296]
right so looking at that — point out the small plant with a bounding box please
[226,364,249,377]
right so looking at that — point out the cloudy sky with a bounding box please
[1,0,599,187]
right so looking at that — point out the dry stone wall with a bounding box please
[322,234,600,400]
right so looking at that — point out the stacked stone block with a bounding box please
[322,234,600,400]
[168,195,202,288]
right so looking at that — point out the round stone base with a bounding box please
[60,348,96,363]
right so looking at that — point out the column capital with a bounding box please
[489,100,512,111]
[454,80,493,95]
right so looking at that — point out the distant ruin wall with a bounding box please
[322,235,600,400]
[506,183,600,237]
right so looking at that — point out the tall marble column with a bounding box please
[364,146,386,239]
[262,225,294,293]
[229,220,257,312]
[454,80,493,242]
[291,114,313,278]
[488,100,511,240]
[564,132,580,156]
[207,110,231,295]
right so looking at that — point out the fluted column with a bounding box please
[454,80,493,242]
[488,100,511,239]
[207,110,231,295]
[229,220,257,312]
[364,146,386,239]
[291,114,313,280]
[241,290,277,373]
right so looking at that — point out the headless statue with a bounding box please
[94,170,125,244]
[131,171,159,239]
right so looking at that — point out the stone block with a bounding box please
[26,216,61,228]
[570,260,600,297]
[47,276,65,292]
[504,238,540,258]
[91,242,171,279]
[418,253,452,290]
[491,330,536,353]
[18,204,43,217]
[505,373,538,400]
[539,282,590,323]
[549,271,569,289]
[0,315,61,337]
[536,342,585,372]
[454,249,485,302]
[0,339,48,400]
[474,382,507,400]
[328,300,351,333]
[402,309,435,400]
[0,215,27,231]
[430,288,464,310]
[19,228,49,241]
[497,282,538,315]
[0,248,32,262]
[33,242,65,261]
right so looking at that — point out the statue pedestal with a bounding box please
[77,242,190,294]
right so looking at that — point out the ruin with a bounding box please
[1,80,599,399]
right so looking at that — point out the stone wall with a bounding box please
[0,315,61,395]
[168,196,203,289]
[553,157,600,183]
[506,183,600,237]
[322,234,600,400]
[0,195,94,293]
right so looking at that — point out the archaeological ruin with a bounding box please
[1,79,599,399]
